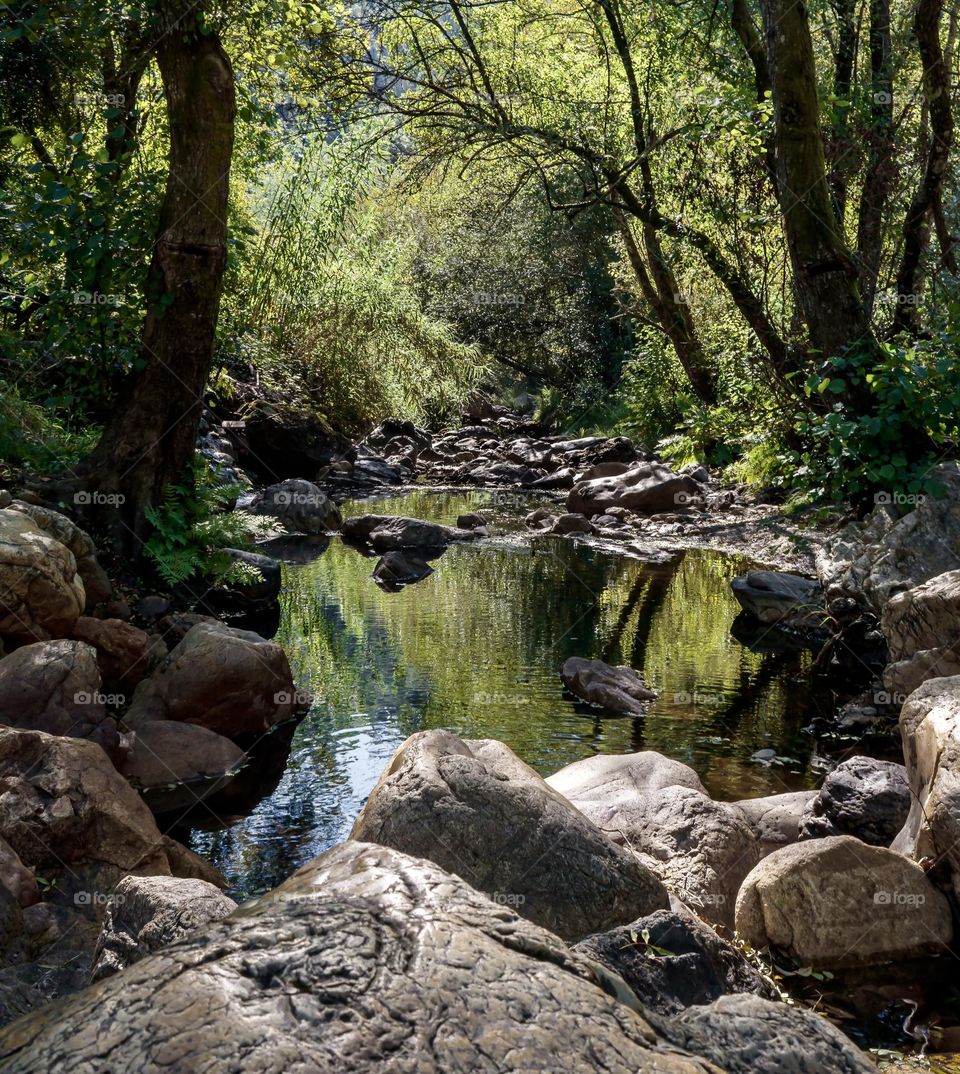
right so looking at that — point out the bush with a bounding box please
[792,334,960,507]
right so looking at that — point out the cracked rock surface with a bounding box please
[0,841,720,1074]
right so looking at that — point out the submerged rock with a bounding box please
[350,730,669,941]
[0,841,721,1074]
[560,657,657,715]
[730,570,823,626]
[342,514,479,551]
[121,720,244,813]
[735,835,953,968]
[371,550,434,590]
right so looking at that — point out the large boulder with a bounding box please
[798,756,910,846]
[121,720,245,814]
[126,622,300,739]
[0,728,174,905]
[730,571,823,626]
[574,909,777,1016]
[560,657,657,715]
[817,461,960,611]
[70,616,152,693]
[7,501,111,611]
[547,753,756,929]
[246,479,341,533]
[735,835,953,968]
[0,841,722,1074]
[350,731,669,941]
[735,791,818,857]
[342,514,479,551]
[567,461,698,517]
[0,509,85,644]
[0,640,120,754]
[91,875,237,980]
[893,676,960,901]
[662,993,876,1074]
[881,569,960,694]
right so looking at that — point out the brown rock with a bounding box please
[126,622,299,739]
[0,510,85,644]
[71,616,152,692]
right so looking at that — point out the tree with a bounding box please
[81,0,236,550]
[759,0,877,363]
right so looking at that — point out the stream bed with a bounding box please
[188,488,841,899]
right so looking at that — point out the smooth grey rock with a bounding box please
[817,462,960,610]
[894,675,960,902]
[350,731,669,941]
[735,791,818,857]
[735,835,953,968]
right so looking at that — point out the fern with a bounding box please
[144,458,266,588]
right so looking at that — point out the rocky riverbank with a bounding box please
[2,402,960,1068]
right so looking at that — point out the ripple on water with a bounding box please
[189,488,839,900]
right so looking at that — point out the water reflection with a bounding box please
[190,489,838,899]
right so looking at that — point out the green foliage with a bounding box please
[409,167,630,403]
[793,332,960,505]
[220,126,486,433]
[143,461,262,588]
[0,384,98,471]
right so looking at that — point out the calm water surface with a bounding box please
[190,489,838,899]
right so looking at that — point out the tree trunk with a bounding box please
[760,0,876,361]
[855,0,894,317]
[827,0,856,224]
[82,1,236,551]
[893,0,954,330]
[614,210,719,405]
